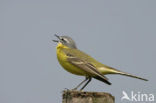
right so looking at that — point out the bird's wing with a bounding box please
[66,53,111,85]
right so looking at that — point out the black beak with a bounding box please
[52,34,60,42]
[52,40,59,42]
[54,34,60,39]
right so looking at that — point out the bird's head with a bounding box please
[53,34,77,49]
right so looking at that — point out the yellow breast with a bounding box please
[56,43,86,76]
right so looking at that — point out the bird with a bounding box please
[53,34,148,90]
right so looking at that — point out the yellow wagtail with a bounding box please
[53,34,148,90]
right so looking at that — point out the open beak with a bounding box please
[52,34,60,42]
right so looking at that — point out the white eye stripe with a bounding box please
[63,38,70,43]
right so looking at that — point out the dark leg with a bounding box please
[73,77,89,90]
[80,77,92,90]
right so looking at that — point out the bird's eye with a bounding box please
[61,38,66,42]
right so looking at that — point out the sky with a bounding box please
[1,0,156,103]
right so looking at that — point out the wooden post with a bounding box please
[62,90,115,103]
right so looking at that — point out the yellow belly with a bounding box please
[57,48,86,76]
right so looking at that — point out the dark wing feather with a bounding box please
[67,55,111,85]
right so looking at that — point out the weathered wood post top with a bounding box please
[62,90,115,103]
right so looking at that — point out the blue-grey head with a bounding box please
[53,34,77,49]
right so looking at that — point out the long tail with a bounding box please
[103,67,148,81]
[117,70,148,81]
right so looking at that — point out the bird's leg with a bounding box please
[80,77,92,90]
[73,77,89,90]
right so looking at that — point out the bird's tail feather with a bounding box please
[114,69,148,81]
